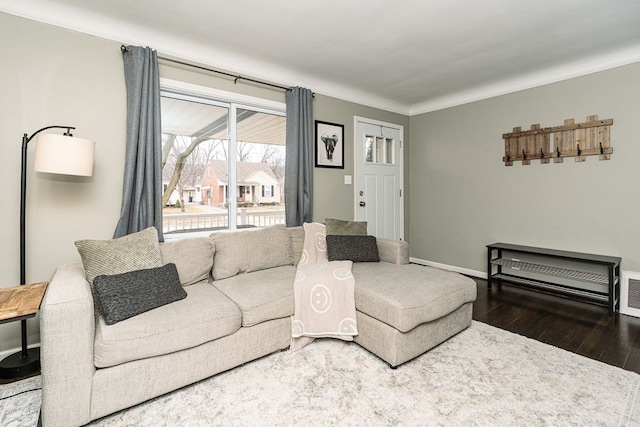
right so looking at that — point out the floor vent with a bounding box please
[621,271,640,317]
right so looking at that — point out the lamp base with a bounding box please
[0,347,40,379]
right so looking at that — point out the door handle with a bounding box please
[359,201,366,207]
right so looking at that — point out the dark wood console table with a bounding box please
[487,243,620,315]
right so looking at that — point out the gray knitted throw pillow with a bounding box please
[326,235,380,263]
[93,263,187,325]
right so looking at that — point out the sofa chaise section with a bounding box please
[353,248,477,367]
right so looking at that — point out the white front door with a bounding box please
[354,118,403,240]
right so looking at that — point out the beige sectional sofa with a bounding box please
[39,224,476,426]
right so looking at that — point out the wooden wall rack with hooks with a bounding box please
[502,115,613,166]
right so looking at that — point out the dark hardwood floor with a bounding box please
[472,277,640,374]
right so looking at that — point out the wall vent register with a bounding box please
[620,271,640,318]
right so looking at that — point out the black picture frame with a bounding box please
[315,120,344,168]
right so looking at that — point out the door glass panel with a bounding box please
[376,137,383,163]
[385,138,394,164]
[365,136,374,163]
[364,134,395,165]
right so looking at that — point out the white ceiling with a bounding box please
[2,0,640,115]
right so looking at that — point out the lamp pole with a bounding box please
[10,126,75,376]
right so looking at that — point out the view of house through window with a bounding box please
[161,92,286,235]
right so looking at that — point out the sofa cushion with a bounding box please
[94,282,242,368]
[376,238,410,265]
[213,266,295,327]
[325,218,367,235]
[326,235,380,263]
[160,237,215,286]
[353,263,477,333]
[75,226,162,285]
[288,226,305,266]
[94,263,187,325]
[210,224,293,280]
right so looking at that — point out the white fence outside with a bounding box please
[163,208,285,233]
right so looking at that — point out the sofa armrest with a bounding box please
[40,262,95,427]
[376,238,410,265]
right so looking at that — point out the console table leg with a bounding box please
[487,248,493,289]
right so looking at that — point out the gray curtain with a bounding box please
[114,45,164,241]
[285,87,314,226]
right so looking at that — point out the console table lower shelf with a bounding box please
[487,243,620,315]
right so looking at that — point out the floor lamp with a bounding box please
[0,126,94,378]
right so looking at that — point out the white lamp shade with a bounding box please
[33,133,95,176]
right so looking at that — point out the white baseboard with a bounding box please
[0,343,40,360]
[409,257,486,279]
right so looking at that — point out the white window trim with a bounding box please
[160,78,286,112]
[160,78,286,240]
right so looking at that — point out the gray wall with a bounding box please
[409,61,640,273]
[0,13,126,350]
[313,94,410,235]
[5,7,634,355]
[0,12,409,351]
[160,66,412,233]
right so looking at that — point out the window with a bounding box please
[160,91,286,235]
[365,135,394,164]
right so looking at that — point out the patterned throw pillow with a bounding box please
[326,235,380,263]
[75,227,163,315]
[93,263,187,325]
[325,218,368,236]
[75,227,163,285]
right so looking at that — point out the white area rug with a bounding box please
[3,321,640,426]
[0,375,41,427]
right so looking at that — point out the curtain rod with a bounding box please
[120,45,301,94]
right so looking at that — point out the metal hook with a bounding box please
[556,147,561,157]
[522,149,527,160]
[599,142,604,155]
[577,144,582,156]
[540,148,544,159]
[234,76,240,85]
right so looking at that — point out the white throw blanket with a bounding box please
[290,222,357,351]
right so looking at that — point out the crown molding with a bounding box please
[0,2,412,115]
[2,2,639,117]
[408,43,640,116]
